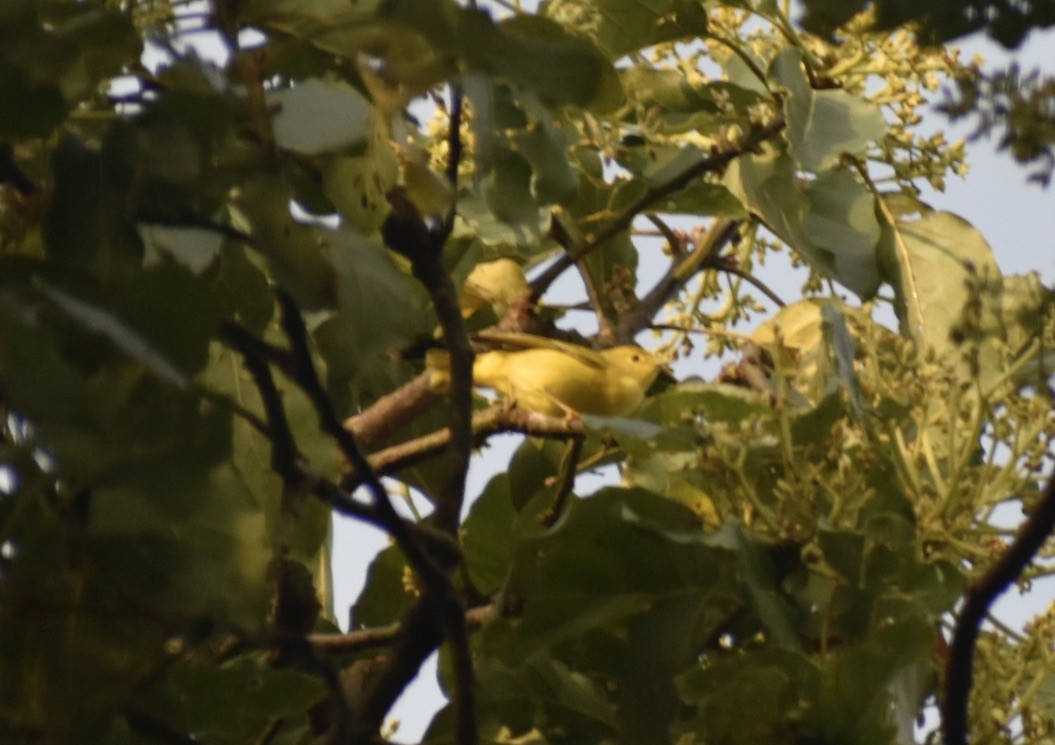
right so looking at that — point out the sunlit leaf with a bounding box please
[269,78,373,155]
[876,202,1005,384]
[771,48,885,173]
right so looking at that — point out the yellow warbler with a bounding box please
[428,332,664,417]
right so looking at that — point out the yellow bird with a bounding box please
[428,332,665,417]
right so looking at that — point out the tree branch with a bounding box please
[548,217,616,339]
[540,438,584,528]
[217,322,301,484]
[528,116,786,301]
[367,101,478,742]
[718,259,787,308]
[942,467,1055,745]
[310,605,494,656]
[343,405,586,482]
[611,218,741,344]
[272,292,448,588]
[342,372,444,451]
[218,322,395,530]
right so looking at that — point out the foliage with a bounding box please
[0,1,1054,744]
[798,0,1055,48]
[940,62,1055,186]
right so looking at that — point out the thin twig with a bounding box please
[549,217,616,338]
[540,438,584,528]
[217,324,395,529]
[645,213,686,257]
[272,292,446,587]
[217,322,300,482]
[943,468,1055,745]
[719,262,786,307]
[612,218,741,344]
[528,116,786,301]
[445,83,464,206]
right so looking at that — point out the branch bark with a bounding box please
[942,468,1055,745]
[528,116,786,302]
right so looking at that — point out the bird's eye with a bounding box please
[631,354,641,362]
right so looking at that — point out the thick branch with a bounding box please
[943,468,1055,745]
[363,97,477,743]
[528,116,786,301]
[342,372,444,451]
[353,405,586,480]
[310,605,494,656]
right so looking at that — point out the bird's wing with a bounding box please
[473,330,605,369]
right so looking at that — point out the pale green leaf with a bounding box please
[804,169,881,297]
[725,148,880,297]
[140,225,224,275]
[771,49,885,172]
[269,78,373,155]
[876,204,1005,384]
[543,0,710,59]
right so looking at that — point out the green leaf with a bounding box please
[543,0,710,59]
[234,178,339,310]
[0,516,171,740]
[639,380,773,426]
[269,78,373,155]
[818,528,865,584]
[352,544,414,629]
[0,57,66,137]
[139,652,327,742]
[724,148,880,298]
[803,169,882,298]
[323,145,400,236]
[677,648,821,745]
[512,117,579,205]
[816,617,935,743]
[771,48,886,173]
[613,144,748,217]
[497,487,734,659]
[215,244,275,335]
[0,4,139,137]
[428,652,617,743]
[43,134,142,278]
[486,147,542,232]
[876,202,1005,384]
[462,474,518,594]
[318,228,432,365]
[723,522,801,648]
[465,13,624,111]
[623,68,765,114]
[140,226,225,275]
[36,281,189,388]
[617,595,707,742]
